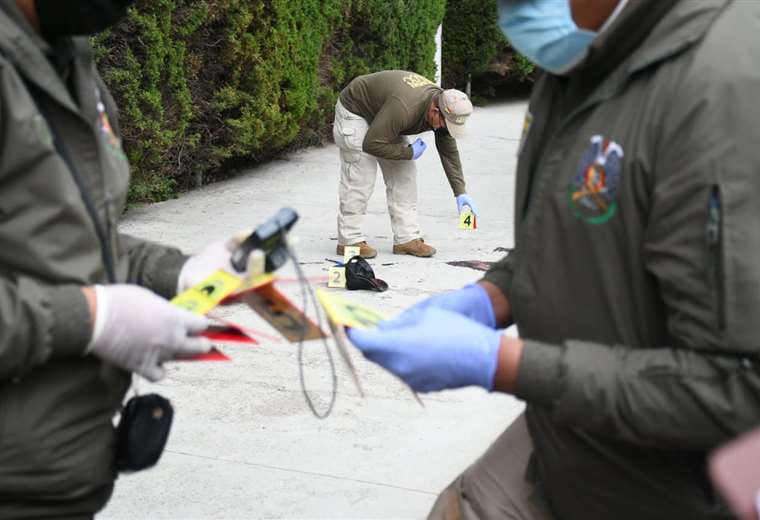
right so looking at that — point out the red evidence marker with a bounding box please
[185,347,231,362]
[201,322,258,344]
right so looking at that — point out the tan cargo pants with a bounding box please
[333,99,422,246]
[428,414,554,520]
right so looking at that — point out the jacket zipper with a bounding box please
[95,86,116,272]
[706,186,726,331]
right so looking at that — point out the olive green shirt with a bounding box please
[339,70,466,196]
[485,0,757,518]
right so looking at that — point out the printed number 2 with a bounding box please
[328,267,346,288]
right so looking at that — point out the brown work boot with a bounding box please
[336,241,377,259]
[393,238,436,257]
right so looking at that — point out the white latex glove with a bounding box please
[176,236,241,293]
[87,285,212,382]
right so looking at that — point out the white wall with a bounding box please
[434,23,442,85]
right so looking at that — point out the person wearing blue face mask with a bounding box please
[496,0,630,76]
[348,0,760,518]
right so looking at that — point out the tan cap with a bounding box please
[439,89,473,139]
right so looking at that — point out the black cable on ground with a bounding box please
[285,244,337,419]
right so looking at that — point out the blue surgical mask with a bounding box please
[498,0,597,75]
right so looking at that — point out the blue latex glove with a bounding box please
[347,307,503,392]
[410,137,427,160]
[456,193,479,215]
[406,284,496,328]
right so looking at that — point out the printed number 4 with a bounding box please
[459,211,476,230]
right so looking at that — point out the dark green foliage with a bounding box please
[441,0,502,89]
[512,53,537,80]
[330,0,445,86]
[95,0,445,202]
[441,0,535,92]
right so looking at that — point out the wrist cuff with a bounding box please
[49,285,94,357]
[151,250,188,298]
[514,340,564,407]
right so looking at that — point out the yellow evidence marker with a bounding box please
[171,270,243,315]
[315,289,424,407]
[234,273,276,296]
[316,289,386,329]
[343,246,361,262]
[327,245,359,289]
[316,289,380,399]
[459,209,477,230]
[328,266,347,288]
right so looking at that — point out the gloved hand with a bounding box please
[456,193,479,215]
[177,234,249,293]
[347,307,503,392]
[410,137,427,160]
[87,285,212,382]
[406,283,496,328]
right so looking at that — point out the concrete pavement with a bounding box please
[100,100,529,519]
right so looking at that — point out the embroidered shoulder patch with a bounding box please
[568,135,624,224]
[94,87,127,161]
[402,73,434,88]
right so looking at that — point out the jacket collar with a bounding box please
[556,0,730,125]
[575,0,729,79]
[627,0,731,75]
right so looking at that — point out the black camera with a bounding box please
[229,207,299,273]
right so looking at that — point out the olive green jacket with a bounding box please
[0,5,186,517]
[485,0,759,518]
[340,70,466,196]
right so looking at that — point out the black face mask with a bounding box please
[36,0,135,39]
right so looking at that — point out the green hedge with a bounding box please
[441,0,535,96]
[441,0,502,89]
[95,0,445,203]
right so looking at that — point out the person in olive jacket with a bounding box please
[347,0,760,518]
[0,1,250,518]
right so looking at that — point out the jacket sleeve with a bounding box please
[514,49,760,450]
[483,251,516,300]
[0,233,187,380]
[0,277,92,380]
[362,97,414,161]
[119,233,188,299]
[0,237,185,382]
[434,130,466,196]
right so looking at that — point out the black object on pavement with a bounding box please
[345,256,388,292]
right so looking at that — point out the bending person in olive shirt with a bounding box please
[333,70,477,258]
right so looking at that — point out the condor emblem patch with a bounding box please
[569,135,623,224]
